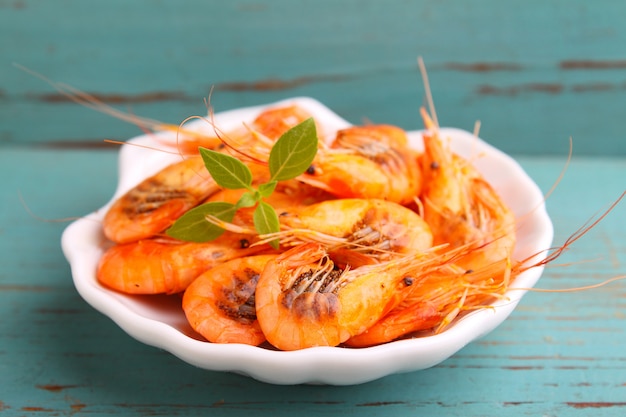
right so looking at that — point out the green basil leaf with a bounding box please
[199,147,253,190]
[257,181,277,198]
[268,118,318,182]
[253,201,280,249]
[165,202,237,242]
[236,191,260,208]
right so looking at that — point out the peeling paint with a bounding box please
[71,403,86,412]
[357,401,405,407]
[477,83,563,95]
[21,406,54,412]
[217,78,303,91]
[215,74,350,92]
[560,60,626,69]
[476,81,626,96]
[37,140,118,150]
[0,0,26,9]
[36,384,79,392]
[34,91,188,104]
[445,62,523,72]
[571,83,615,92]
[567,402,626,408]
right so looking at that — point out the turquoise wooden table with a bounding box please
[2,1,625,415]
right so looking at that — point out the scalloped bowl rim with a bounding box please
[62,97,553,385]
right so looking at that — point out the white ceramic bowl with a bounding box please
[62,97,553,385]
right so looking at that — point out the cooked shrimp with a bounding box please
[346,190,626,347]
[102,156,219,244]
[182,254,278,345]
[299,125,422,204]
[419,107,516,271]
[344,299,442,347]
[344,248,532,347]
[151,103,318,156]
[345,263,485,347]
[103,152,278,244]
[178,104,321,159]
[97,233,272,295]
[250,104,320,142]
[277,198,433,260]
[331,124,411,150]
[254,243,440,350]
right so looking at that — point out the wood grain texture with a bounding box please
[1,148,624,416]
[2,0,626,155]
[2,1,625,414]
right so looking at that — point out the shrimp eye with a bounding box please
[464,269,474,274]
[240,239,250,249]
[430,161,440,170]
[306,165,316,175]
[403,277,414,286]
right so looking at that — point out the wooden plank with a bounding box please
[1,148,624,415]
[3,0,626,154]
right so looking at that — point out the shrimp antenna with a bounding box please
[13,63,166,129]
[13,63,225,156]
[417,56,439,128]
[543,136,573,203]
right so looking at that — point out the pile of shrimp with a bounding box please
[94,101,546,351]
[18,63,622,351]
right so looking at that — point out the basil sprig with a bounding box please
[166,117,318,248]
